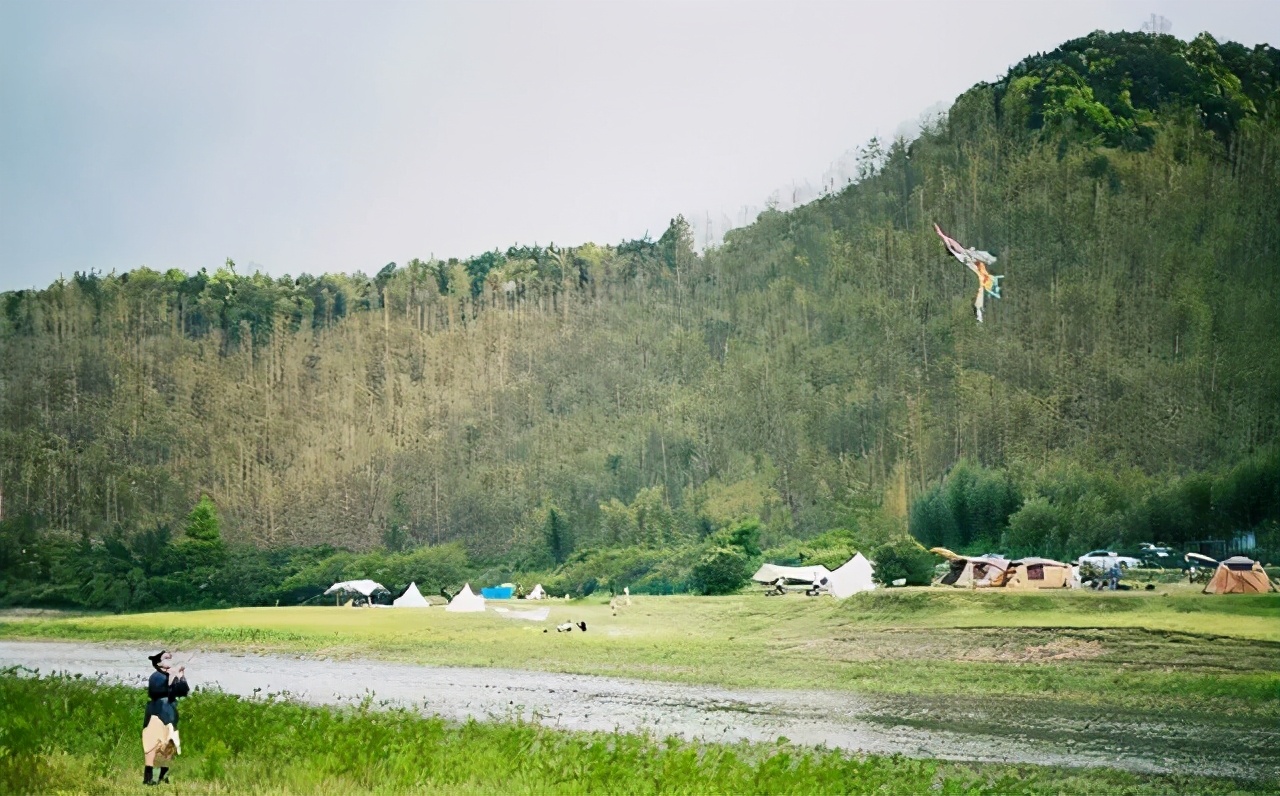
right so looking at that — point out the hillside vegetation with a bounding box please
[2,31,1279,608]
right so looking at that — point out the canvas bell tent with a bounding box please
[1003,558,1073,589]
[828,553,876,598]
[393,582,430,607]
[930,549,1011,588]
[1203,556,1276,594]
[526,584,547,600]
[445,583,487,612]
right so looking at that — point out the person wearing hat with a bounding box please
[142,650,189,785]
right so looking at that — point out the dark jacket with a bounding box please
[143,670,190,728]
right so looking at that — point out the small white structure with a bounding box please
[445,583,486,613]
[828,553,876,598]
[324,579,388,604]
[526,584,546,600]
[751,563,832,585]
[393,582,430,607]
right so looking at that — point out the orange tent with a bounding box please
[1202,556,1276,594]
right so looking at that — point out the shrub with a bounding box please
[870,537,936,586]
[689,546,751,595]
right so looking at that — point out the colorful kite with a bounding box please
[934,223,1002,322]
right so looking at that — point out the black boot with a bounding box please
[144,766,154,785]
[157,767,169,783]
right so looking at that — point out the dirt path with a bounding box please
[1,640,1274,780]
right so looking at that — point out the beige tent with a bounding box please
[931,548,1011,587]
[526,584,547,600]
[324,579,388,597]
[445,583,487,612]
[1003,557,1072,589]
[751,563,832,585]
[828,553,876,598]
[393,582,430,607]
[324,579,388,606]
[1203,556,1276,594]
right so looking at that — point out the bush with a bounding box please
[689,546,751,595]
[544,547,672,597]
[870,537,936,586]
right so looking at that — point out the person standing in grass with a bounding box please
[142,651,189,786]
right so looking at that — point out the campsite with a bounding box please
[3,549,1278,792]
[6,3,1280,793]
[2,584,1279,791]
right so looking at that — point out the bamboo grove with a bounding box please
[2,31,1278,601]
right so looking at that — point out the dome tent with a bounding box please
[930,549,1011,588]
[1203,556,1276,594]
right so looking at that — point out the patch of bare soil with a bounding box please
[777,628,1108,664]
[959,638,1106,663]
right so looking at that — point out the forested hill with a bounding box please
[3,31,1279,589]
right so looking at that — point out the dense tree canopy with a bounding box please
[2,31,1278,609]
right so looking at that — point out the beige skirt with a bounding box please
[142,714,182,766]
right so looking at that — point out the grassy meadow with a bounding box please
[1,672,1273,795]
[3,587,1278,715]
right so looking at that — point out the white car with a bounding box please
[1076,550,1142,570]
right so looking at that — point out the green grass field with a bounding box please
[3,586,1278,714]
[1,673,1273,795]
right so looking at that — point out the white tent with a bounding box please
[445,583,486,613]
[324,579,387,597]
[526,584,546,600]
[751,563,831,584]
[828,553,876,598]
[393,582,430,607]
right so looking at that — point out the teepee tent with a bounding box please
[445,583,486,612]
[526,584,547,600]
[393,582,430,607]
[828,553,876,598]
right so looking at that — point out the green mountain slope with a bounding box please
[2,31,1278,603]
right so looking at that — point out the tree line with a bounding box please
[2,30,1278,610]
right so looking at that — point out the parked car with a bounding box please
[1136,542,1178,568]
[1075,550,1142,570]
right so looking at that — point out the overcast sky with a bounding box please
[2,0,1277,290]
